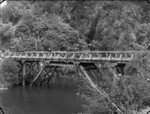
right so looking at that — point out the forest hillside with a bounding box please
[1,0,150,114]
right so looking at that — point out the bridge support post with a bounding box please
[111,66,119,85]
[30,62,34,76]
[46,66,58,86]
[30,65,45,87]
[22,61,26,86]
[38,67,53,86]
[29,62,38,76]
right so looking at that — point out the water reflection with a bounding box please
[0,77,85,114]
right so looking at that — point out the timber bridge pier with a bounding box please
[0,51,145,87]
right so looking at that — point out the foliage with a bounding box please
[0,0,150,113]
[0,1,150,51]
[78,53,150,114]
[0,59,19,87]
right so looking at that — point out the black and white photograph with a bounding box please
[0,0,150,114]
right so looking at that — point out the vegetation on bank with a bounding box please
[0,59,19,87]
[0,0,150,113]
[78,53,150,114]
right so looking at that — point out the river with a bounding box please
[0,76,85,114]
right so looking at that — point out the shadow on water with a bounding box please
[0,76,86,114]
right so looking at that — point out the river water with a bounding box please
[0,77,85,114]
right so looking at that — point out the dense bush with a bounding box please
[0,0,150,113]
[77,53,150,114]
[0,59,19,87]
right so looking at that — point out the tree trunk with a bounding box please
[86,9,100,43]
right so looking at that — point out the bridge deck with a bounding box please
[1,51,144,63]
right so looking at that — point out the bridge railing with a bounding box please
[1,51,145,62]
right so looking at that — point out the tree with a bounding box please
[0,59,19,87]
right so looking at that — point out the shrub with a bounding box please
[0,58,19,87]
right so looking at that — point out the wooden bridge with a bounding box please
[0,51,147,81]
[0,50,147,114]
[0,50,145,85]
[2,51,136,62]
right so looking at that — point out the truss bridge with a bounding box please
[1,50,148,114]
[2,51,138,63]
[0,50,145,85]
